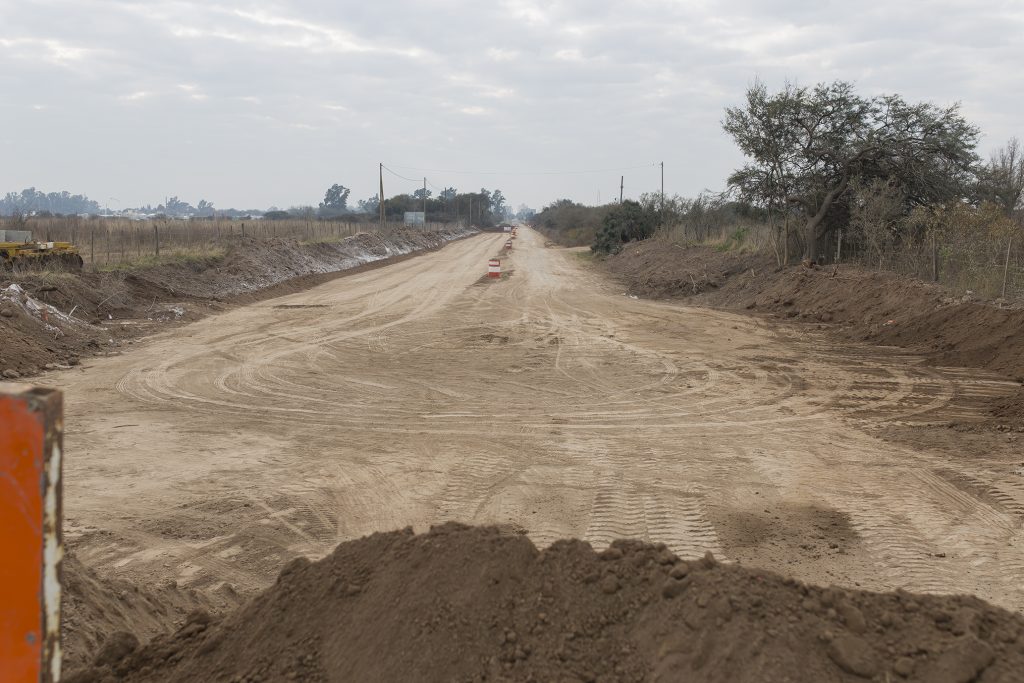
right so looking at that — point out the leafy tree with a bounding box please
[490,189,507,218]
[978,138,1024,217]
[724,80,979,262]
[320,184,351,212]
[439,187,457,201]
[848,179,906,269]
[592,200,658,253]
[411,187,432,202]
[356,194,380,213]
[289,206,317,220]
[196,199,215,217]
[0,188,101,216]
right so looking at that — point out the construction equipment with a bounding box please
[0,231,83,272]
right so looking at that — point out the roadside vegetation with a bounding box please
[532,80,1024,302]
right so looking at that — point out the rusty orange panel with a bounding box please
[0,385,63,683]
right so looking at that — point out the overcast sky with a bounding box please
[1,0,1021,211]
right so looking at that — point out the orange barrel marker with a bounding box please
[488,259,501,278]
[0,385,63,683]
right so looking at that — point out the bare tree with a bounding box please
[979,138,1024,217]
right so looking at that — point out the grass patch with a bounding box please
[94,246,227,272]
[574,250,597,263]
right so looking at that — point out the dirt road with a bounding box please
[51,228,1024,612]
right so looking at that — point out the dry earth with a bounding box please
[65,525,1024,683]
[44,228,1024,634]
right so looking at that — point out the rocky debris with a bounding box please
[63,524,1024,683]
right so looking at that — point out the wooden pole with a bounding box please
[1003,237,1013,299]
[379,163,385,232]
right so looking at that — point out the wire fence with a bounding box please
[844,234,1024,302]
[659,219,1024,304]
[12,217,456,268]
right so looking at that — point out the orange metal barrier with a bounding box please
[1,385,63,683]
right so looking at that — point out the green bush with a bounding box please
[592,200,659,253]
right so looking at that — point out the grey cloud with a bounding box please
[0,0,1021,209]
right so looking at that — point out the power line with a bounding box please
[380,164,422,183]
[384,162,659,177]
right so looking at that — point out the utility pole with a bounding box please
[469,197,473,227]
[660,161,665,228]
[422,177,427,226]
[379,163,385,231]
[620,175,624,203]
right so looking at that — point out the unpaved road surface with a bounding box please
[52,229,1024,612]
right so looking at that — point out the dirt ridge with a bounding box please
[65,524,1024,683]
[603,241,1024,428]
[0,227,475,379]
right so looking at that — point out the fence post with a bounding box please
[931,234,939,283]
[1003,237,1013,299]
[154,224,160,258]
[90,225,95,265]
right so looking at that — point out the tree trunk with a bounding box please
[803,177,849,263]
[783,214,790,266]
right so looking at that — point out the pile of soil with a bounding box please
[61,554,222,672]
[129,229,472,299]
[0,228,473,379]
[604,241,1024,422]
[604,242,776,300]
[65,524,1024,683]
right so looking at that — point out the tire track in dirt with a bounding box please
[54,228,1024,613]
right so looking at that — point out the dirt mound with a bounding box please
[130,229,472,299]
[64,524,1024,683]
[0,228,474,378]
[604,240,1024,390]
[0,282,111,377]
[605,242,776,299]
[61,554,223,671]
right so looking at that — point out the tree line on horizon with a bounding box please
[0,184,523,229]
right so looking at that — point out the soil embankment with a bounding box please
[0,228,474,379]
[61,554,225,672]
[64,524,1024,683]
[603,241,1024,428]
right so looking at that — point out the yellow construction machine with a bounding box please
[0,230,83,271]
